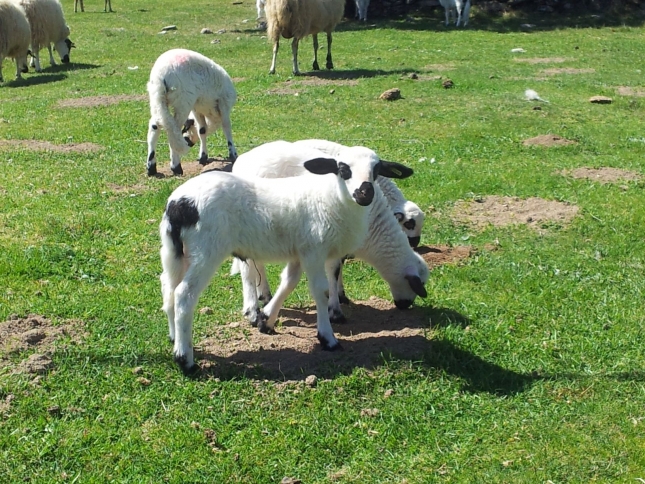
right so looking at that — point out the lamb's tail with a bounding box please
[148,78,190,157]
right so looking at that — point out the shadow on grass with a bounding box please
[298,67,417,79]
[4,74,67,87]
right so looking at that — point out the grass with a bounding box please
[1,0,645,482]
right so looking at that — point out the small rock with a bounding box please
[132,366,143,375]
[511,48,526,53]
[229,321,240,328]
[161,25,177,31]
[157,31,167,35]
[200,307,214,315]
[329,89,335,94]
[137,377,151,386]
[409,72,418,79]
[201,28,213,34]
[384,389,394,398]
[442,79,454,88]
[217,29,226,34]
[379,88,401,101]
[211,39,221,44]
[305,375,318,387]
[589,96,612,104]
[242,19,250,23]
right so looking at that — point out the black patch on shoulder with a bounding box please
[338,162,352,180]
[199,126,206,135]
[232,252,247,262]
[165,197,199,257]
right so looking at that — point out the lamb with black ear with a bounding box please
[160,141,405,374]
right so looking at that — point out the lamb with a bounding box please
[19,0,73,73]
[439,0,470,27]
[256,0,265,19]
[294,139,426,247]
[231,140,428,326]
[354,0,369,21]
[0,0,31,83]
[146,48,238,177]
[160,142,411,373]
[74,0,112,12]
[266,0,344,75]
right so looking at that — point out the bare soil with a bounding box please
[0,315,85,374]
[562,167,642,184]
[540,68,595,75]
[415,245,473,268]
[0,139,103,153]
[616,86,645,97]
[56,94,147,109]
[514,57,569,64]
[452,196,579,230]
[150,158,232,178]
[523,134,577,147]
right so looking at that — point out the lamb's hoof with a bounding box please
[171,164,183,176]
[244,307,261,327]
[147,163,157,176]
[338,293,351,305]
[394,299,413,310]
[174,355,198,376]
[317,334,342,351]
[199,153,209,165]
[326,62,334,70]
[259,292,272,304]
[330,311,346,325]
[257,313,275,334]
[312,61,320,70]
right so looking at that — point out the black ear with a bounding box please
[405,274,427,298]
[303,157,339,175]
[379,160,414,179]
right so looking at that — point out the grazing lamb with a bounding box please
[232,140,429,327]
[266,0,344,75]
[160,142,411,373]
[439,0,470,27]
[355,0,369,21]
[146,48,238,177]
[19,0,73,73]
[294,139,426,247]
[0,0,31,82]
[74,0,112,12]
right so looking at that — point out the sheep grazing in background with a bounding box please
[146,48,238,177]
[439,0,470,27]
[294,139,426,247]
[159,142,408,373]
[256,0,265,19]
[74,0,112,13]
[354,0,369,21]
[0,0,31,82]
[232,140,428,327]
[19,0,73,72]
[266,0,344,75]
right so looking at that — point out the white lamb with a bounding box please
[439,0,470,27]
[146,48,238,177]
[160,142,408,373]
[232,140,429,327]
[74,0,112,13]
[266,0,344,75]
[0,0,31,83]
[355,0,369,21]
[19,0,73,73]
[295,139,426,247]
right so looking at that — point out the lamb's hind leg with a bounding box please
[169,104,193,175]
[325,32,333,70]
[193,112,209,164]
[259,261,303,333]
[302,257,340,350]
[217,103,238,162]
[160,243,186,344]
[326,259,346,324]
[240,259,263,326]
[312,34,320,70]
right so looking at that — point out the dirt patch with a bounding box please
[267,86,301,96]
[196,297,439,379]
[151,158,232,178]
[523,134,576,147]
[616,86,645,97]
[562,167,641,184]
[0,139,103,153]
[540,68,595,76]
[106,183,149,194]
[452,196,579,231]
[56,94,147,109]
[423,64,455,72]
[415,245,473,268]
[0,315,85,374]
[514,57,569,64]
[291,78,359,87]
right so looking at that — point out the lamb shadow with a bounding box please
[299,67,417,80]
[4,74,67,87]
[36,62,101,74]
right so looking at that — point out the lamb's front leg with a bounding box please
[325,259,346,324]
[325,32,333,70]
[259,261,302,333]
[291,38,301,75]
[31,49,42,72]
[304,260,341,351]
[240,259,263,326]
[146,119,161,176]
[47,44,56,67]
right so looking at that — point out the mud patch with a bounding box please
[540,68,595,76]
[616,86,645,97]
[514,57,569,64]
[523,134,576,147]
[562,167,641,184]
[0,315,85,374]
[0,139,103,153]
[196,297,450,379]
[56,94,147,109]
[415,245,473,268]
[452,196,579,230]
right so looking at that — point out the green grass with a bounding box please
[1,1,645,482]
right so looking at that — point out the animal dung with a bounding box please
[379,88,401,101]
[589,96,612,104]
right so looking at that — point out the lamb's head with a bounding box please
[395,201,425,247]
[389,251,430,309]
[55,32,74,64]
[304,146,414,207]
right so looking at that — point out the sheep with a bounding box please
[439,0,470,27]
[74,0,112,12]
[160,142,412,373]
[256,0,265,19]
[19,0,73,73]
[266,0,344,75]
[294,139,426,247]
[354,0,369,21]
[0,0,31,83]
[146,48,238,177]
[231,140,428,326]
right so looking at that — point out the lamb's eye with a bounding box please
[338,162,352,180]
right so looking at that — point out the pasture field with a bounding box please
[1,0,645,481]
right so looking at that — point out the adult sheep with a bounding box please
[266,0,344,75]
[146,49,238,177]
[160,142,411,373]
[19,0,73,73]
[232,140,428,327]
[0,0,30,83]
[74,0,112,13]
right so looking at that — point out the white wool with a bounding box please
[0,0,31,82]
[439,0,470,27]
